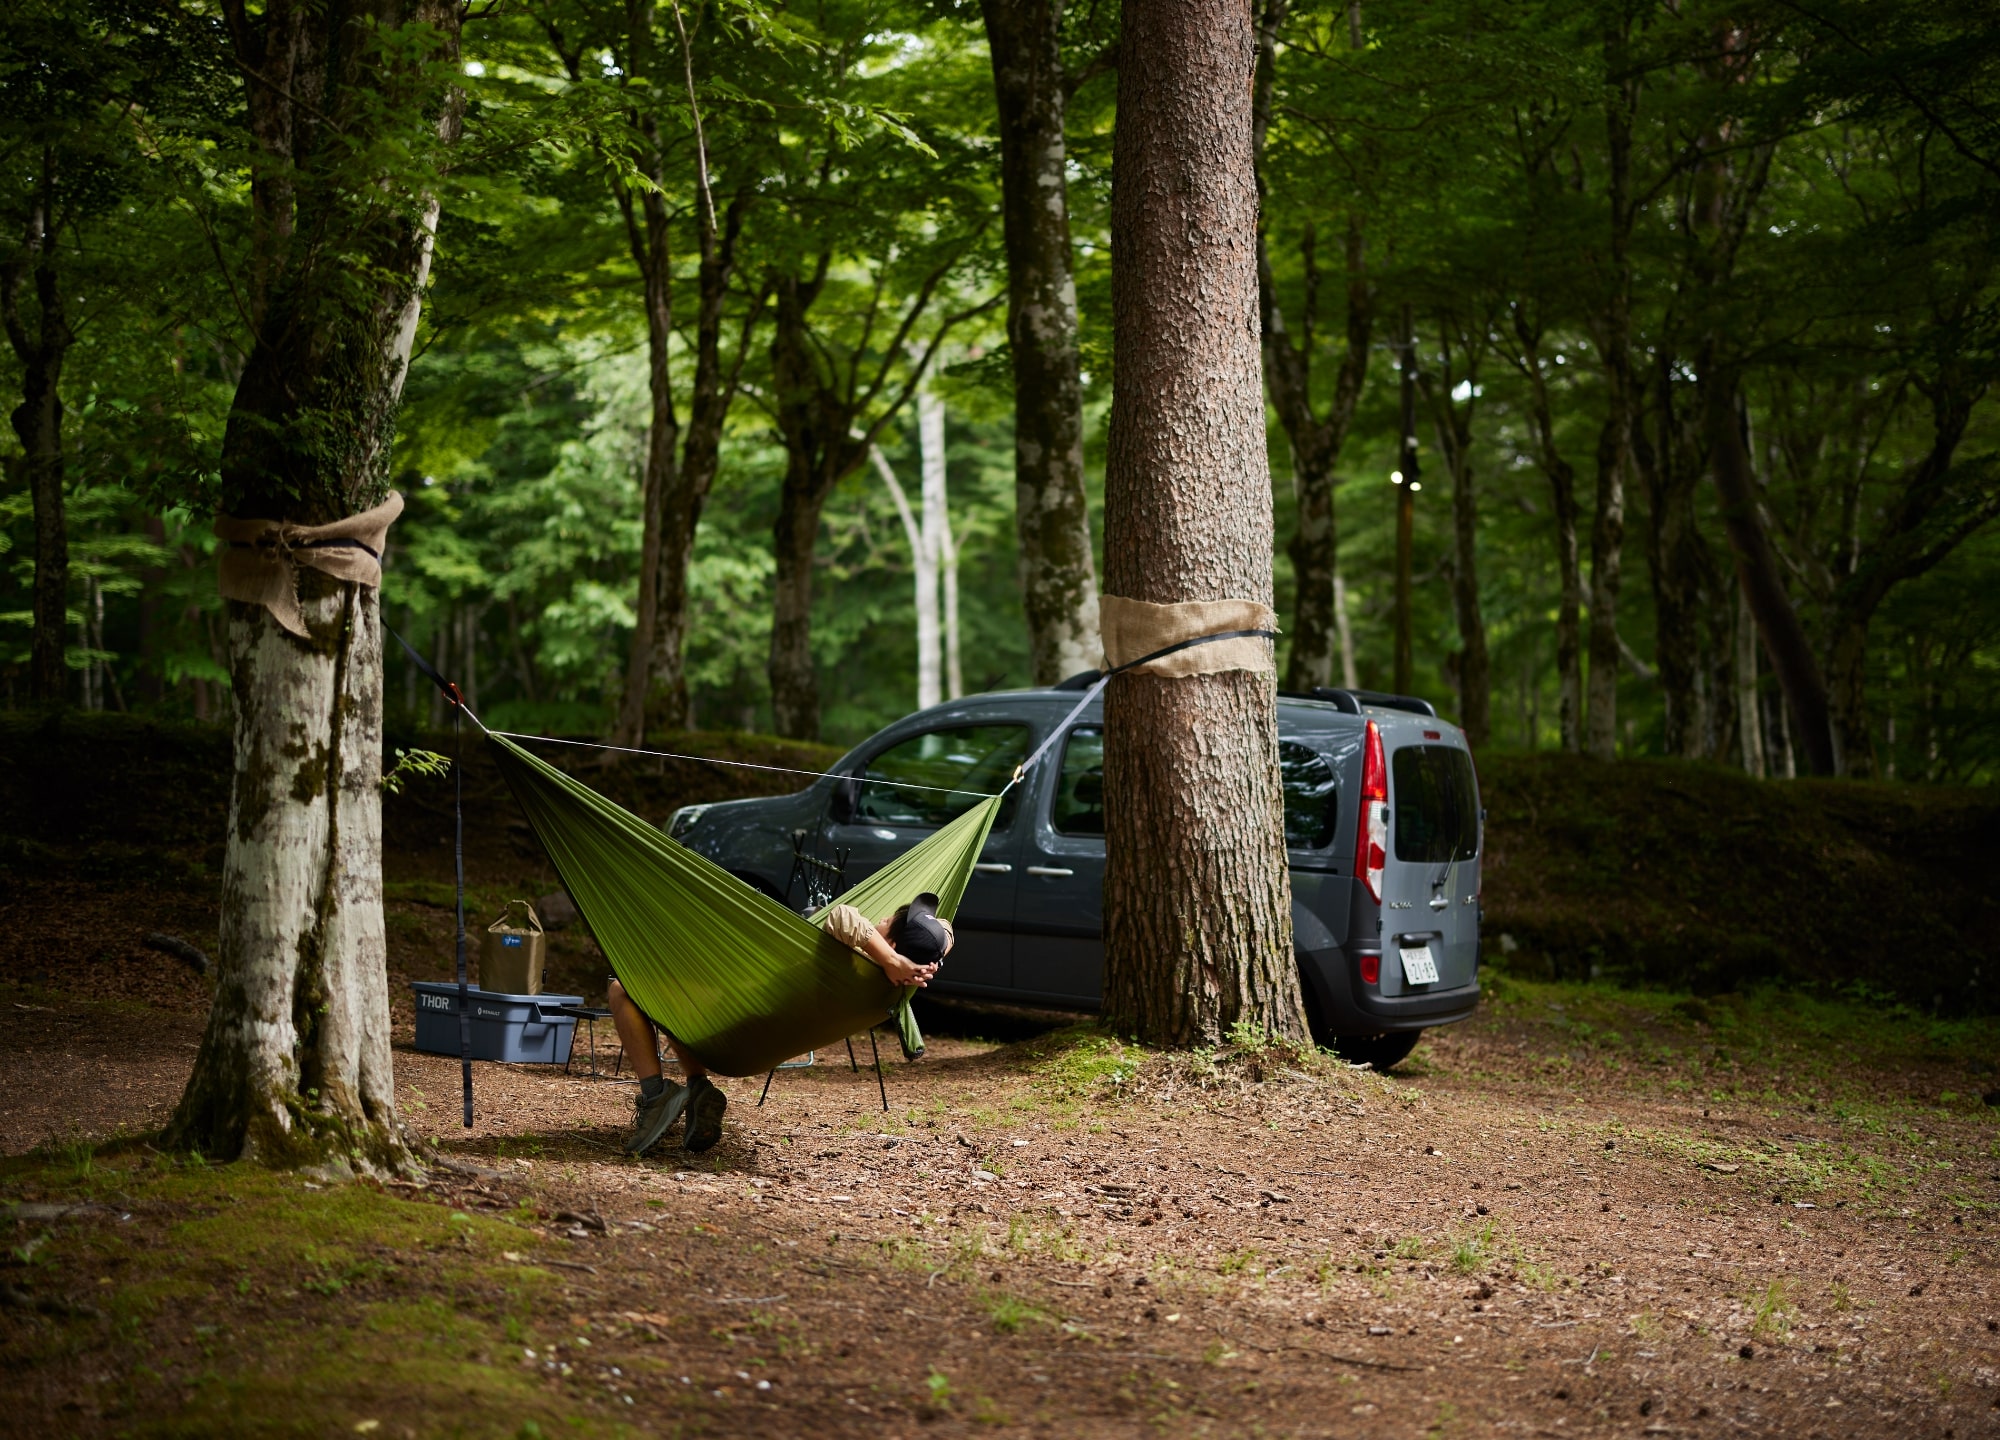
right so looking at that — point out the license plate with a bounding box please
[1399,945,1439,985]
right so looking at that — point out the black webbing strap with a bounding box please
[389,625,472,1129]
[1110,626,1278,677]
[1010,626,1278,785]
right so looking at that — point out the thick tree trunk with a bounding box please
[1101,0,1303,1049]
[982,0,1103,685]
[1,177,73,704]
[171,582,396,1171]
[167,0,461,1170]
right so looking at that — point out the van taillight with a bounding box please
[1359,954,1380,986]
[1357,718,1387,902]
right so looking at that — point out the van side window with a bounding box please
[1054,729,1337,848]
[1279,741,1339,849]
[1391,745,1479,862]
[1053,727,1105,835]
[856,725,1026,829]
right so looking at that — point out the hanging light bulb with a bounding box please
[1409,481,1423,492]
[1390,470,1404,484]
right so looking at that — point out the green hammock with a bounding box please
[487,733,1002,1078]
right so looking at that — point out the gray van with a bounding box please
[667,683,1483,1068]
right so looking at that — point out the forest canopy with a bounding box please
[3,0,1995,780]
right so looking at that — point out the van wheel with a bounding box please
[1332,1031,1423,1072]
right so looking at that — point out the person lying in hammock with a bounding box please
[611,891,955,1155]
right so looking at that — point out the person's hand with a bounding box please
[879,951,937,987]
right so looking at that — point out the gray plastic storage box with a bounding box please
[412,983,582,1065]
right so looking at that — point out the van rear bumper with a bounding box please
[1347,981,1480,1031]
[1299,943,1480,1035]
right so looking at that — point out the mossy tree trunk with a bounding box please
[166,0,463,1172]
[1100,0,1305,1049]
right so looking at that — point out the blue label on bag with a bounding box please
[503,935,522,947]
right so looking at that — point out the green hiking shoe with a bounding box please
[624,1079,689,1155]
[682,1076,728,1153]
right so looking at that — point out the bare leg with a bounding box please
[608,979,707,1084]
[664,1034,708,1084]
[606,979,660,1080]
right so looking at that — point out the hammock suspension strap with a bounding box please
[389,626,474,1130]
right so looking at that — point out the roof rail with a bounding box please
[1051,669,1103,691]
[1300,687,1438,718]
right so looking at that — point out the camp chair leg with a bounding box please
[845,1037,859,1073]
[869,1029,887,1112]
[758,1068,777,1107]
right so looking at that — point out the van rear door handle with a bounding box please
[1428,895,1450,910]
[1025,866,1074,878]
[972,863,1013,874]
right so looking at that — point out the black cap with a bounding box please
[895,892,948,968]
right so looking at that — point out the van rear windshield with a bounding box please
[1391,745,1478,863]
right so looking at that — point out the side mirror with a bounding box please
[829,773,860,825]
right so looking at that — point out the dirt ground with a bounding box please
[5,954,1999,1438]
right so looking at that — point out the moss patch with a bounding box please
[0,1148,645,1437]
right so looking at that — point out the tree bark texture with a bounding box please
[1,167,73,704]
[982,0,1104,685]
[171,582,396,1171]
[169,0,462,1169]
[1101,0,1303,1049]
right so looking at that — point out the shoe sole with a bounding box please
[682,1091,728,1153]
[624,1086,690,1155]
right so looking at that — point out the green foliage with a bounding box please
[379,747,452,795]
[0,0,1992,786]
